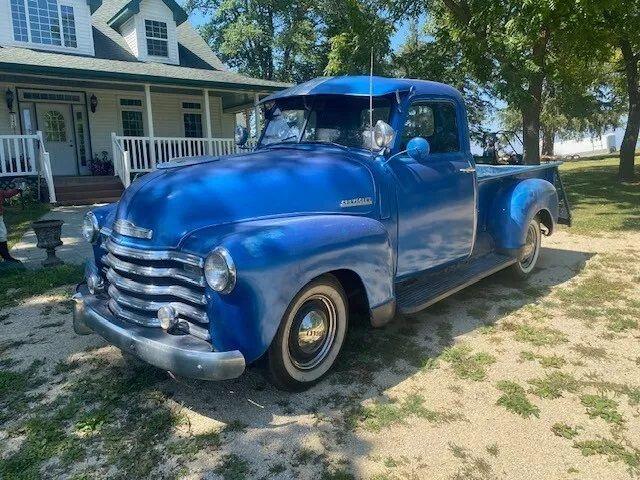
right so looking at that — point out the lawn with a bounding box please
[3,201,50,248]
[560,157,640,234]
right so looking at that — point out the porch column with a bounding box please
[203,88,213,154]
[254,93,261,138]
[144,84,156,168]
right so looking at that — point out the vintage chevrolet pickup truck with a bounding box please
[73,76,571,390]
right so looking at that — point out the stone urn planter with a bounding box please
[32,219,64,267]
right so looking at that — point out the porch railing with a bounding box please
[0,132,56,203]
[111,135,255,178]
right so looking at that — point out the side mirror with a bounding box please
[234,125,249,146]
[406,137,430,162]
[373,120,395,150]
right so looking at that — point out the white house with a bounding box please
[0,0,287,204]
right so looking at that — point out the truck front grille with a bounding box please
[102,238,210,341]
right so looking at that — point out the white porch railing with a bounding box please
[0,132,56,203]
[111,135,255,179]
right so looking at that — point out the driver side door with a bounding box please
[390,99,476,278]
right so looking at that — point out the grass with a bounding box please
[502,322,568,347]
[214,454,250,480]
[573,438,640,474]
[440,344,496,381]
[0,264,84,309]
[520,351,566,369]
[349,393,462,432]
[551,423,581,439]
[580,394,624,425]
[3,201,50,248]
[495,380,540,418]
[560,157,640,234]
[528,372,580,399]
[572,344,608,360]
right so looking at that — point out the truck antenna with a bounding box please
[369,47,374,156]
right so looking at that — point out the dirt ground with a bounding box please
[1,228,639,480]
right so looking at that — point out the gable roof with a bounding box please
[107,0,188,30]
[0,0,289,92]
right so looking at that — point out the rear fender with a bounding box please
[181,215,394,363]
[488,178,558,254]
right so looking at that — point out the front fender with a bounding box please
[181,215,394,363]
[488,178,558,253]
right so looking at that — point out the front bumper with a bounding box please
[73,284,246,381]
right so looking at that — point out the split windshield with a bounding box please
[258,95,391,150]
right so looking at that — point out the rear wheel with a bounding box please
[508,217,542,280]
[267,274,348,391]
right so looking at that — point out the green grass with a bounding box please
[528,372,580,399]
[349,393,462,432]
[503,322,568,347]
[573,438,640,474]
[0,264,84,309]
[580,394,624,425]
[3,202,50,248]
[551,422,581,439]
[214,454,250,480]
[440,344,496,381]
[520,351,566,369]
[495,380,540,418]
[560,157,640,234]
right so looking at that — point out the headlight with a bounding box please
[82,212,99,244]
[204,247,236,293]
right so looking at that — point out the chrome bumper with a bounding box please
[72,284,245,381]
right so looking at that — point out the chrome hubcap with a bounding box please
[288,294,337,370]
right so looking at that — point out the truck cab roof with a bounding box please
[260,76,464,103]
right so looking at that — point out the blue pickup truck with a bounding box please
[73,76,571,390]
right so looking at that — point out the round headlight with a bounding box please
[82,212,99,244]
[204,247,236,293]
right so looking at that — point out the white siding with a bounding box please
[0,0,95,56]
[121,17,138,57]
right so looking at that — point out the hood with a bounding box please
[113,145,377,249]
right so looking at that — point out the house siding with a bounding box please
[121,17,138,57]
[0,0,95,56]
[131,0,180,65]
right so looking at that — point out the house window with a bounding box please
[44,110,66,142]
[145,20,168,57]
[60,5,76,48]
[10,0,28,42]
[120,98,143,107]
[9,0,78,48]
[183,113,203,138]
[122,111,144,136]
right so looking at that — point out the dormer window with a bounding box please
[9,0,78,48]
[144,20,168,57]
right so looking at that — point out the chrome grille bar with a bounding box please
[108,285,208,324]
[103,253,205,288]
[105,238,204,268]
[106,269,206,305]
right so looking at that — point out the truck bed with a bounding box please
[476,162,563,182]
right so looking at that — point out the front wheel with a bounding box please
[508,217,542,280]
[267,274,348,391]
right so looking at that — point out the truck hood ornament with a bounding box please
[114,219,153,240]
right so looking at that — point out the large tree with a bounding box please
[385,0,596,164]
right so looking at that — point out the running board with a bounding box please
[395,253,517,315]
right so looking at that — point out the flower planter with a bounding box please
[32,219,64,267]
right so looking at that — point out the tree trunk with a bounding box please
[521,102,541,164]
[619,39,639,182]
[541,127,555,157]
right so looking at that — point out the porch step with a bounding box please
[54,176,124,206]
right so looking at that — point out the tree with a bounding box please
[385,0,599,164]
[394,20,493,141]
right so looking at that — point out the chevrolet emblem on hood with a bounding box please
[114,219,154,239]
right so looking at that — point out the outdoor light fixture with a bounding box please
[90,94,98,113]
[5,88,14,113]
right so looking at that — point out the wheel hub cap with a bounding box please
[288,294,337,370]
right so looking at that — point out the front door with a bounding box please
[36,103,77,176]
[392,99,476,278]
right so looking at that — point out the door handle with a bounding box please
[460,167,476,174]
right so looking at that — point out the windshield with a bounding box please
[258,95,391,149]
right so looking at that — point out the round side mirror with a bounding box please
[374,120,395,149]
[406,137,430,162]
[234,125,249,146]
